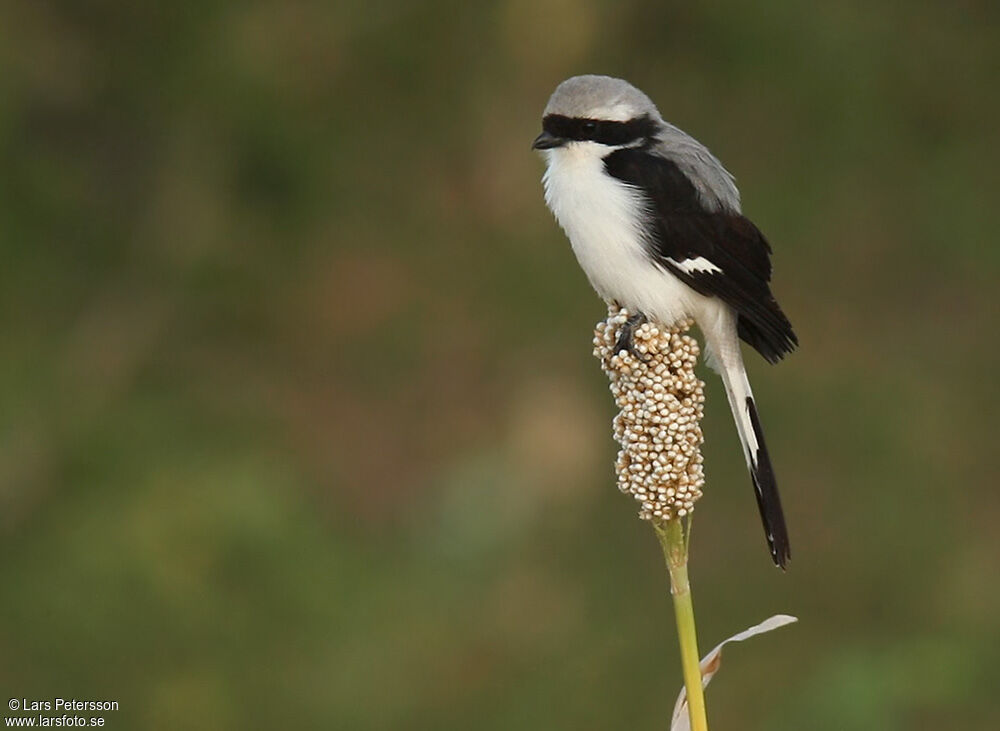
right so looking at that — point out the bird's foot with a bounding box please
[614,312,651,362]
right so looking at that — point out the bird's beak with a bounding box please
[532,130,565,150]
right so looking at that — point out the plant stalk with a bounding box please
[654,518,708,731]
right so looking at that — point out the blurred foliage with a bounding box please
[1,1,998,729]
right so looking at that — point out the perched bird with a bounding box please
[534,75,797,568]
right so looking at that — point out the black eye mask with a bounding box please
[541,113,659,146]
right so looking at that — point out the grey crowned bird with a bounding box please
[533,75,797,568]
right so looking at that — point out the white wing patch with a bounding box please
[541,145,716,328]
[668,256,723,274]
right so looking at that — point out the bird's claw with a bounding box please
[614,313,651,362]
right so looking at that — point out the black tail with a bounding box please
[746,397,791,568]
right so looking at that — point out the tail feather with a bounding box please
[744,396,791,568]
[717,357,791,569]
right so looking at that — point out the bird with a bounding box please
[533,75,797,568]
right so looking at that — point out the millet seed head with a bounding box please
[593,306,706,521]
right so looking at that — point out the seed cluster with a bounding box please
[593,307,706,521]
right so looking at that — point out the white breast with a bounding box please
[541,144,715,327]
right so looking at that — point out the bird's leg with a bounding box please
[614,312,650,361]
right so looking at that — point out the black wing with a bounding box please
[604,148,797,363]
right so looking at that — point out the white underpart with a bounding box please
[668,256,722,274]
[542,140,762,498]
[542,142,719,329]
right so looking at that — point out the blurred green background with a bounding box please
[1,1,997,729]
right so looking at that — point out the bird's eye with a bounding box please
[581,121,598,138]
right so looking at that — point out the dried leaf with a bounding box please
[671,614,798,731]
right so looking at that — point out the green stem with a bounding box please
[654,518,708,731]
